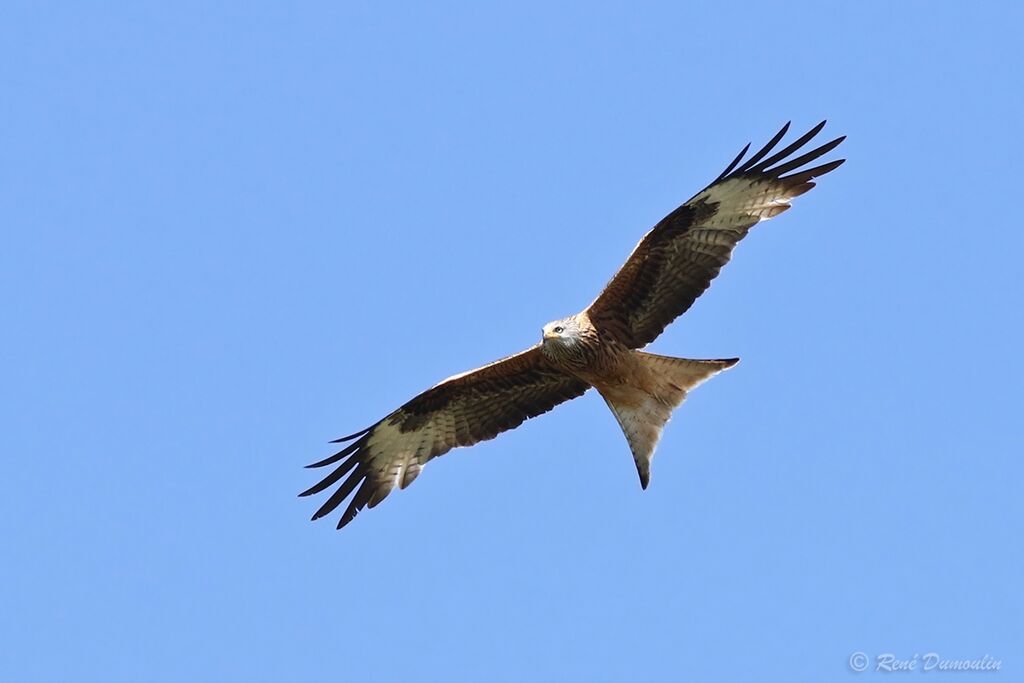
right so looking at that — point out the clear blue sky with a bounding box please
[2,2,1021,681]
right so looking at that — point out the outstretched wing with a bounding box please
[300,346,590,529]
[586,121,845,349]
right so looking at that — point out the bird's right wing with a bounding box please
[586,121,845,349]
[300,346,590,529]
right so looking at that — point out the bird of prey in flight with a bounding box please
[302,121,845,529]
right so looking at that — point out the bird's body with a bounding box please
[303,122,846,529]
[540,311,738,489]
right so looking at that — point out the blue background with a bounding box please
[3,2,1021,681]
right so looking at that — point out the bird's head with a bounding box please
[541,317,581,346]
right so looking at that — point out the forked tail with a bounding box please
[599,352,738,489]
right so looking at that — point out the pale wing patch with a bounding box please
[691,176,800,230]
[362,412,455,503]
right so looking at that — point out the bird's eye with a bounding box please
[553,326,564,333]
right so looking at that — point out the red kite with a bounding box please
[302,122,845,529]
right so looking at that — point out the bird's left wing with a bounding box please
[586,121,845,349]
[300,346,590,529]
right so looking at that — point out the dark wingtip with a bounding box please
[714,142,752,182]
[767,134,845,177]
[299,452,361,498]
[329,427,371,444]
[733,122,791,176]
[781,158,846,185]
[748,121,831,175]
[336,480,376,529]
[304,439,362,469]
